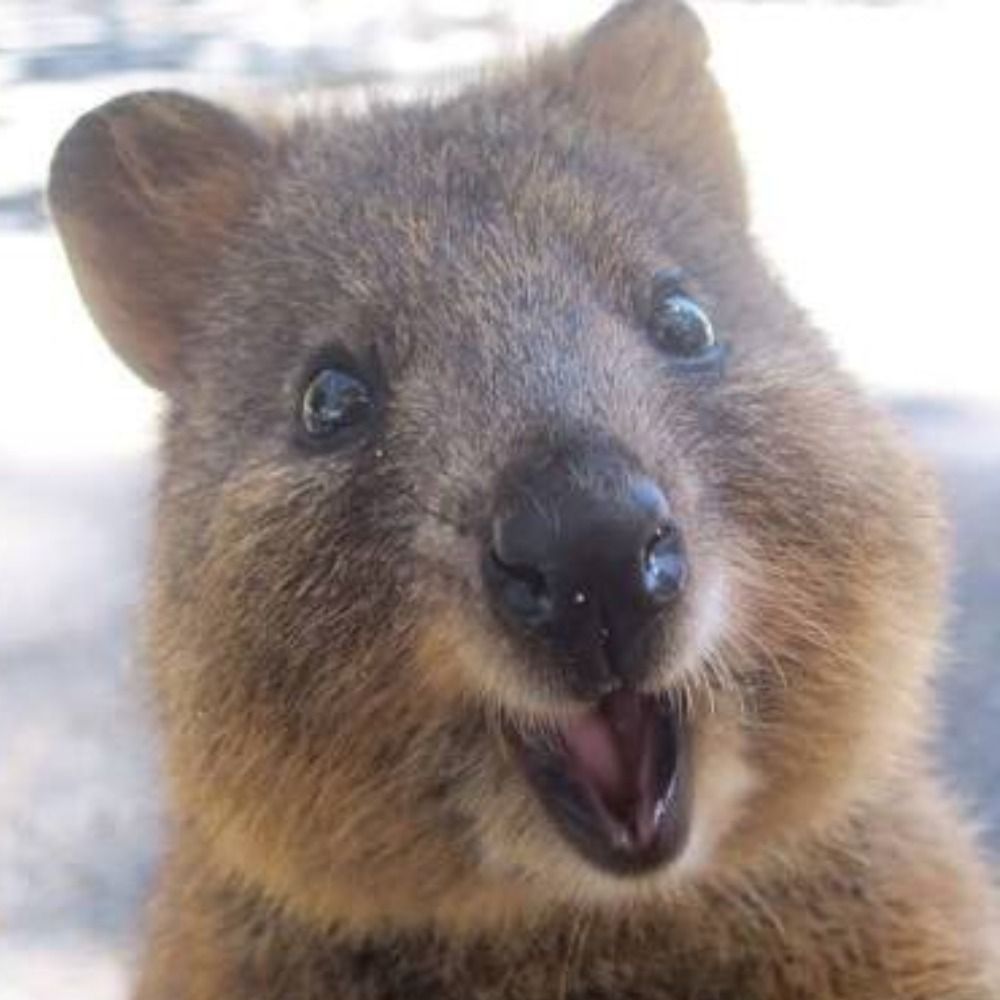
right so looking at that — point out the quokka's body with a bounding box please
[48,1,999,996]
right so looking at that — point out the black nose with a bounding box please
[484,448,686,693]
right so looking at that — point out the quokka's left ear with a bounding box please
[540,0,748,226]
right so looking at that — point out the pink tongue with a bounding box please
[559,691,650,822]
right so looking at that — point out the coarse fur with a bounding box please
[47,1,999,997]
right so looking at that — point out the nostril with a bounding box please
[487,550,555,629]
[642,523,687,605]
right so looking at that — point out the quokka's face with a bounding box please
[49,0,943,928]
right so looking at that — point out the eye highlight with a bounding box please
[300,365,375,441]
[648,273,720,367]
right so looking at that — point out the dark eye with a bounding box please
[300,366,375,440]
[649,280,718,363]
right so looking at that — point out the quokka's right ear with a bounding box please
[48,90,269,389]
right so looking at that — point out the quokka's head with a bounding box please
[49,0,943,932]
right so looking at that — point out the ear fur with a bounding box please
[48,91,267,388]
[543,0,747,224]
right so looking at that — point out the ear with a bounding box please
[48,90,268,388]
[545,0,747,225]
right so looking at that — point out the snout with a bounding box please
[484,442,687,697]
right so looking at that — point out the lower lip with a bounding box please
[508,695,692,876]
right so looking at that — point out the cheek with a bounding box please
[704,504,940,846]
[152,462,439,806]
[151,512,494,924]
[195,464,408,640]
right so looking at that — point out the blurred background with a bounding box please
[1,0,998,997]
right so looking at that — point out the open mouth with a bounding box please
[507,690,691,875]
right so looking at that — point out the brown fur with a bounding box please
[48,1,999,997]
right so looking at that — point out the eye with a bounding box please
[648,276,719,364]
[300,366,375,440]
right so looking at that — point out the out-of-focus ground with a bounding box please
[1,2,998,997]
